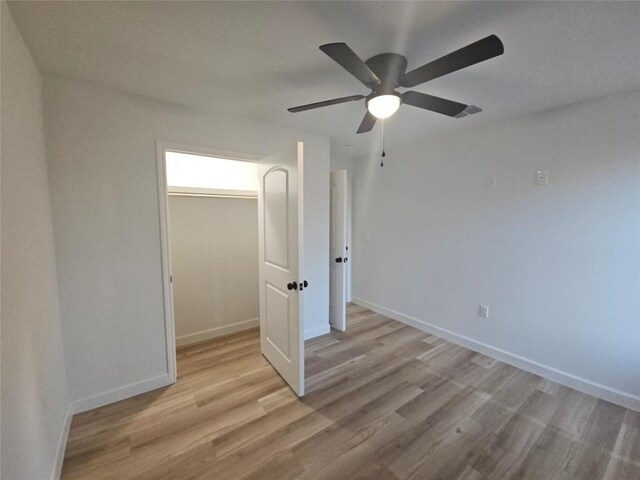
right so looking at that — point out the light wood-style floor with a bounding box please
[62,305,640,479]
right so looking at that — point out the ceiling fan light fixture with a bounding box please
[367,94,401,119]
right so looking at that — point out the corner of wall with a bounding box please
[1,3,72,478]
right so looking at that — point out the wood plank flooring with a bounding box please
[62,305,640,479]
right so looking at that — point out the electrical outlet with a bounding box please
[535,170,549,185]
[479,305,489,318]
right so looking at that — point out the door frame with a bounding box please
[155,140,261,383]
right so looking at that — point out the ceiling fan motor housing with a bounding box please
[364,53,408,87]
[365,53,407,108]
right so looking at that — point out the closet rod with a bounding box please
[168,192,257,199]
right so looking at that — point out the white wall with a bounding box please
[166,151,258,192]
[330,155,353,173]
[42,75,329,406]
[0,4,70,478]
[351,90,640,409]
[169,196,259,346]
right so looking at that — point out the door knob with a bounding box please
[287,281,297,291]
[303,280,308,288]
[335,257,343,263]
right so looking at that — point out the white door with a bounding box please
[329,169,348,331]
[257,142,305,396]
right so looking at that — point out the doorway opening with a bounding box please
[157,141,308,396]
[167,151,260,348]
[157,142,262,382]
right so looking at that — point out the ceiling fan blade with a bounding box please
[402,91,467,117]
[401,35,504,88]
[356,111,377,134]
[320,43,380,88]
[288,95,365,113]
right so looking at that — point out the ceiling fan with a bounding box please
[287,35,504,134]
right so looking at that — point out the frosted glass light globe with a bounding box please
[367,94,401,119]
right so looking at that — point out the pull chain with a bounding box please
[381,119,386,167]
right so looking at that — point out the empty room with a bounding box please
[1,1,638,479]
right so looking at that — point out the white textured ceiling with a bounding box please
[9,1,640,158]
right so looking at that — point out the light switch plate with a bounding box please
[479,305,489,318]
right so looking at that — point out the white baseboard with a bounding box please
[352,297,640,412]
[305,324,331,340]
[176,318,259,347]
[69,373,173,415]
[51,404,73,479]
